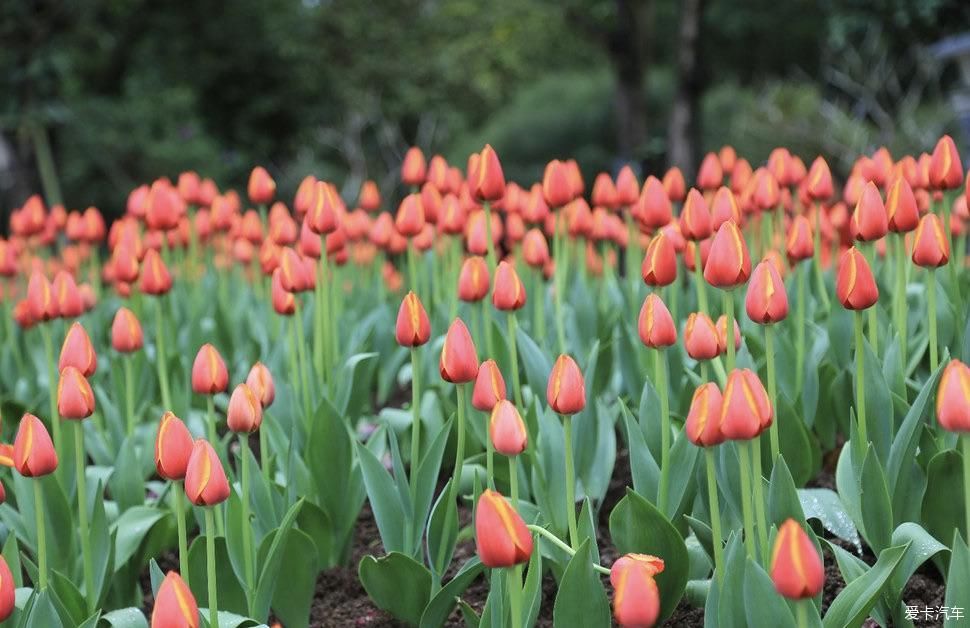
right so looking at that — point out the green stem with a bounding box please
[293,300,312,410]
[34,479,47,590]
[288,313,308,418]
[765,326,780,461]
[436,384,468,573]
[694,244,709,313]
[205,507,219,628]
[508,565,523,628]
[509,455,519,511]
[75,424,95,612]
[525,525,611,576]
[737,442,757,561]
[562,414,579,550]
[553,211,568,354]
[811,203,831,310]
[154,297,173,410]
[124,355,136,438]
[29,122,63,207]
[239,436,255,610]
[854,311,868,444]
[206,396,217,452]
[625,212,639,308]
[483,202,498,275]
[795,263,807,398]
[410,348,422,502]
[705,448,724,585]
[724,291,736,372]
[963,435,970,540]
[928,268,938,373]
[260,426,270,485]
[865,244,879,353]
[314,259,325,379]
[894,235,908,368]
[507,313,524,409]
[174,481,189,587]
[750,439,769,562]
[486,408,495,491]
[796,599,811,628]
[40,325,62,473]
[481,299,495,361]
[655,348,672,514]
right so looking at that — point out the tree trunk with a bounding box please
[667,0,704,176]
[608,0,652,163]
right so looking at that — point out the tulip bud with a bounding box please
[704,221,751,288]
[492,261,526,311]
[155,411,194,481]
[805,157,833,200]
[52,271,84,319]
[785,215,814,264]
[246,362,275,408]
[611,553,665,628]
[522,228,550,269]
[929,135,963,190]
[836,247,879,310]
[716,315,743,356]
[140,249,173,295]
[27,271,57,322]
[14,414,58,477]
[248,166,276,205]
[542,160,574,208]
[937,359,970,432]
[745,260,789,324]
[719,369,772,440]
[57,366,96,420]
[663,167,686,202]
[697,152,723,190]
[440,319,479,383]
[684,312,720,361]
[395,291,432,347]
[911,213,950,268]
[271,268,296,315]
[191,344,229,394]
[458,256,490,302]
[851,182,888,242]
[59,321,98,376]
[395,194,425,237]
[638,294,677,348]
[307,181,340,235]
[885,177,919,233]
[770,519,824,599]
[227,383,263,433]
[0,555,13,622]
[401,147,427,187]
[112,307,144,353]
[679,189,712,241]
[710,187,741,230]
[475,489,533,568]
[686,382,725,446]
[151,571,199,628]
[473,359,507,412]
[641,232,677,287]
[472,145,506,202]
[489,400,528,456]
[615,166,640,207]
[359,180,381,211]
[184,439,230,506]
[547,354,585,415]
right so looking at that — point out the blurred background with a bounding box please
[2,0,970,219]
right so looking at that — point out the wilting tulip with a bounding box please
[547,354,585,415]
[184,439,230,506]
[151,571,198,628]
[937,359,970,432]
[155,412,194,481]
[191,344,229,394]
[473,359,507,412]
[13,414,58,477]
[685,382,724,447]
[396,291,431,347]
[458,256,490,302]
[704,221,751,288]
[0,556,14,622]
[112,307,144,353]
[492,261,526,311]
[489,400,528,456]
[638,294,677,348]
[611,554,665,628]
[836,247,878,310]
[912,213,949,268]
[59,321,98,375]
[770,519,824,599]
[785,215,814,263]
[141,249,173,295]
[248,166,276,205]
[246,362,275,408]
[472,145,506,202]
[641,232,677,287]
[745,260,789,324]
[27,271,57,321]
[685,312,720,361]
[401,147,427,186]
[227,383,263,433]
[57,366,95,420]
[475,489,533,568]
[440,319,479,383]
[719,369,772,440]
[929,135,963,189]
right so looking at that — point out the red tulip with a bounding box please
[489,400,528,456]
[635,175,673,230]
[745,259,789,324]
[57,366,96,420]
[522,229,550,268]
[359,180,382,211]
[836,247,879,310]
[52,271,84,318]
[885,177,919,233]
[547,354,585,415]
[184,439,230,506]
[611,554,665,628]
[248,166,276,205]
[140,249,173,295]
[542,160,574,209]
[663,167,686,202]
[719,369,772,440]
[716,315,742,355]
[471,145,506,202]
[59,321,98,376]
[704,221,751,288]
[937,359,970,432]
[851,182,888,242]
[27,271,57,321]
[929,135,963,189]
[395,291,432,347]
[227,383,263,433]
[638,294,677,348]
[770,519,824,599]
[911,213,950,268]
[271,268,296,315]
[709,187,741,230]
[474,489,533,567]
[641,232,677,287]
[685,312,720,361]
[155,411,194,481]
[395,194,425,237]
[439,319,479,383]
[191,344,229,394]
[785,215,814,263]
[685,382,724,447]
[0,555,13,622]
[615,166,640,207]
[472,359,507,412]
[805,157,833,200]
[13,414,58,477]
[151,571,199,628]
[245,362,275,409]
[458,256,490,302]
[697,152,723,190]
[307,181,340,235]
[492,261,526,311]
[111,307,144,353]
[679,189,712,241]
[401,147,427,186]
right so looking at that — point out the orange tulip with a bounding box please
[679,188,713,241]
[929,135,963,189]
[395,193,425,237]
[851,182,888,242]
[805,157,833,200]
[489,400,528,456]
[542,159,574,209]
[785,215,814,263]
[836,247,879,310]
[719,369,772,440]
[57,366,96,420]
[547,354,585,415]
[663,167,686,202]
[401,147,427,187]
[471,145,506,202]
[247,166,276,205]
[458,256,490,302]
[140,249,173,295]
[246,362,275,408]
[716,315,742,355]
[52,270,84,318]
[522,228,550,269]
[492,261,526,311]
[271,268,296,315]
[151,571,199,628]
[395,291,431,347]
[638,294,677,348]
[685,312,720,361]
[474,489,533,567]
[745,259,789,324]
[111,307,143,353]
[27,271,57,321]
[615,166,640,207]
[184,439,230,506]
[307,181,340,235]
[685,382,724,447]
[911,214,949,268]
[885,177,919,233]
[0,556,13,622]
[155,411,194,481]
[191,344,229,394]
[704,221,751,288]
[937,359,970,432]
[227,383,263,433]
[611,554,665,628]
[13,413,58,477]
[709,187,741,230]
[59,321,98,376]
[145,180,184,231]
[696,152,723,190]
[439,319,479,383]
[473,359,507,412]
[359,180,382,212]
[641,232,677,287]
[635,175,673,230]
[770,519,824,599]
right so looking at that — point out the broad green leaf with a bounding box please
[552,539,609,628]
[944,531,970,628]
[252,499,305,620]
[188,535,249,616]
[742,558,796,627]
[100,608,149,628]
[270,529,318,628]
[884,523,947,624]
[419,557,484,628]
[920,450,966,560]
[411,418,454,553]
[112,507,165,571]
[619,399,659,501]
[354,440,407,553]
[427,479,458,579]
[859,446,893,553]
[822,543,909,628]
[358,552,432,625]
[768,456,805,526]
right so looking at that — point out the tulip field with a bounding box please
[0,139,967,628]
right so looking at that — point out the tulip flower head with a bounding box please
[885,177,919,233]
[13,414,58,477]
[716,315,742,355]
[151,571,199,628]
[836,247,879,310]
[929,135,963,189]
[439,318,479,383]
[458,256,490,302]
[227,383,263,434]
[57,366,96,420]
[472,359,507,412]
[685,382,725,447]
[0,556,13,622]
[684,312,720,361]
[489,400,528,456]
[472,144,506,202]
[937,359,970,432]
[851,182,888,242]
[155,411,194,481]
[547,354,586,415]
[27,271,57,322]
[246,362,275,408]
[492,261,526,311]
[111,307,144,353]
[704,221,751,288]
[911,213,950,268]
[395,291,432,347]
[641,232,677,287]
[770,519,824,599]
[542,159,574,208]
[474,489,533,567]
[719,369,772,440]
[401,147,427,187]
[184,439,230,506]
[395,193,425,237]
[59,321,98,376]
[635,176,672,229]
[248,166,276,205]
[745,259,789,324]
[140,248,174,295]
[785,215,814,264]
[191,344,229,394]
[638,294,677,348]
[52,271,84,318]
[679,189,713,241]
[805,157,833,200]
[611,554,665,628]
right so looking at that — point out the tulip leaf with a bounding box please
[685,516,715,565]
[638,379,663,464]
[24,590,63,628]
[269,528,318,628]
[920,449,966,559]
[253,498,305,620]
[419,557,484,628]
[664,426,700,522]
[89,481,112,604]
[609,489,688,623]
[553,538,610,628]
[859,337,894,463]
[883,523,948,624]
[514,326,551,403]
[479,567,506,628]
[48,570,86,627]
[108,435,145,513]
[577,498,600,564]
[573,398,616,509]
[188,534,249,616]
[427,478,458,579]
[148,558,165,596]
[354,439,407,554]
[294,501,334,569]
[335,352,379,419]
[619,398,659,502]
[532,408,567,537]
[945,531,970,628]
[412,417,454,554]
[822,543,909,628]
[112,506,165,571]
[742,558,796,627]
[99,608,149,628]
[768,456,805,526]
[859,445,893,553]
[3,532,22,589]
[776,396,817,486]
[359,551,432,626]
[713,532,747,628]
[224,493,250,598]
[521,544,544,628]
